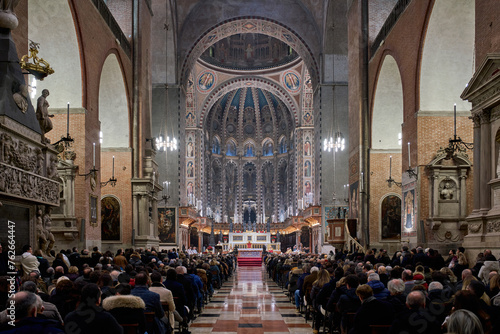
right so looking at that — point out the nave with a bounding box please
[189,266,312,334]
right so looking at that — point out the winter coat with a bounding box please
[478,260,500,284]
[102,294,146,333]
[21,252,40,275]
[367,280,390,300]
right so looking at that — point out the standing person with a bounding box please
[20,245,39,276]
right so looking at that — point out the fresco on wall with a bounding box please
[158,207,176,244]
[282,70,301,94]
[187,140,194,157]
[304,140,311,156]
[304,160,311,177]
[197,70,216,93]
[349,181,359,219]
[381,195,401,239]
[244,143,255,157]
[101,196,120,241]
[187,161,194,177]
[403,188,415,230]
[226,141,237,156]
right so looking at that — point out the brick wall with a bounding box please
[475,0,500,69]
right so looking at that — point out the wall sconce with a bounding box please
[101,156,117,187]
[386,156,402,188]
[78,143,98,179]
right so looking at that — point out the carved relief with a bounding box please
[0,131,47,175]
[487,220,500,233]
[468,222,482,234]
[434,229,461,242]
[0,163,59,205]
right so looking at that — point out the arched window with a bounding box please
[212,136,221,154]
[263,139,273,156]
[279,136,287,153]
[244,142,255,157]
[226,140,237,156]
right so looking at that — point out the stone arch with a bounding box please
[420,0,474,112]
[180,16,320,88]
[99,53,129,148]
[372,54,403,150]
[28,0,82,107]
[200,77,299,128]
[101,195,122,242]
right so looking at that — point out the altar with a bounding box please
[221,232,281,253]
[237,248,263,266]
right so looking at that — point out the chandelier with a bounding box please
[323,132,345,152]
[156,135,178,151]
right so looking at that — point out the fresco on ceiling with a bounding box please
[282,70,301,94]
[199,33,299,70]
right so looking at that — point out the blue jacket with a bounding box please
[131,285,164,319]
[367,280,390,300]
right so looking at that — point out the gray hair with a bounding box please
[310,266,319,273]
[428,281,443,291]
[387,279,405,294]
[368,273,380,281]
[10,291,37,319]
[447,309,484,334]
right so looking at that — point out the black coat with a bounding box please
[349,297,393,334]
[388,308,441,334]
[64,304,123,334]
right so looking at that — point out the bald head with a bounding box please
[10,291,38,319]
[406,291,426,310]
[461,269,472,281]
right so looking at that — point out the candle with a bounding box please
[389,155,392,178]
[454,103,457,139]
[408,142,411,167]
[67,102,70,136]
[92,143,95,168]
[112,156,115,178]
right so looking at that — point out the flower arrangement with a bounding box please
[207,246,213,251]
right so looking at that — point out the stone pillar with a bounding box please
[296,230,302,248]
[480,112,491,214]
[198,231,204,250]
[471,113,481,215]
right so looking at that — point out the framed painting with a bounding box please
[158,207,177,244]
[101,196,121,241]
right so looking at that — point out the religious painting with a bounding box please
[101,196,120,241]
[403,189,415,230]
[197,70,216,92]
[349,182,359,219]
[304,160,311,177]
[212,136,221,154]
[158,207,176,244]
[187,141,194,157]
[304,181,312,196]
[187,161,194,178]
[381,195,401,239]
[304,141,311,156]
[187,182,194,196]
[90,195,98,226]
[282,70,301,94]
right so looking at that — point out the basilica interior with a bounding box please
[2,0,500,262]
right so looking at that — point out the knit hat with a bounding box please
[413,273,425,285]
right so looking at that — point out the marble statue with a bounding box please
[440,182,454,200]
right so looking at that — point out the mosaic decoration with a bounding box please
[182,18,319,89]
[197,70,217,93]
[101,196,120,241]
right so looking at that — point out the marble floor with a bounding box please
[189,265,313,334]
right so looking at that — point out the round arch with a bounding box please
[372,54,403,150]
[99,53,129,148]
[28,0,82,107]
[200,76,299,128]
[181,16,319,88]
[420,0,474,112]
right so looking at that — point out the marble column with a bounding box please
[480,112,491,214]
[471,113,481,215]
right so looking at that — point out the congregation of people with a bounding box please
[265,246,500,334]
[0,243,234,334]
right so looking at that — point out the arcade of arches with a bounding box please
[3,0,500,262]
